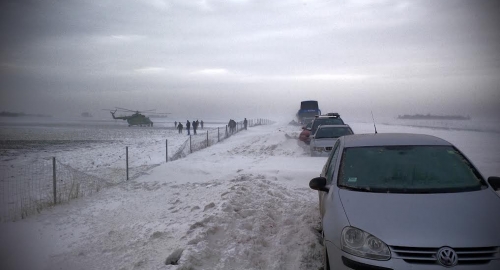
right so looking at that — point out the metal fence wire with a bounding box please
[0,159,52,222]
[0,118,273,222]
[0,159,114,222]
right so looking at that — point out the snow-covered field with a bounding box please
[0,117,499,270]
[0,117,230,180]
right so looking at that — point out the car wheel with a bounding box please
[323,237,331,270]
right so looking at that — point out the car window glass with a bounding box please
[315,127,353,139]
[338,145,486,193]
[326,140,341,184]
[312,118,344,133]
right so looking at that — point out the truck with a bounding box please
[296,100,321,124]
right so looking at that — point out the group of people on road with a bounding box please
[175,118,247,136]
[227,118,248,134]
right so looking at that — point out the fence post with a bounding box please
[52,157,57,205]
[166,139,168,163]
[218,127,220,142]
[190,135,192,153]
[126,146,129,181]
[206,130,209,147]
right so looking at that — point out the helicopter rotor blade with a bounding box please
[114,107,157,113]
[115,107,136,112]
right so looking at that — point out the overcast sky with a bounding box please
[1,0,499,120]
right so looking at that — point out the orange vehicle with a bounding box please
[299,122,312,144]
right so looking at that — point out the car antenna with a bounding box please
[371,111,378,134]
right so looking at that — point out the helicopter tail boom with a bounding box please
[110,110,129,120]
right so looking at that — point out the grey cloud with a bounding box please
[1,0,499,119]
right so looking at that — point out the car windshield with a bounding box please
[312,118,344,132]
[338,145,486,193]
[301,101,319,110]
[315,127,353,139]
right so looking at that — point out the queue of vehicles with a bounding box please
[297,112,349,156]
[297,108,500,270]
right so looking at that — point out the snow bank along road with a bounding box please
[1,122,327,270]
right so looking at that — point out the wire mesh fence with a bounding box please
[0,118,274,222]
[0,159,52,222]
[0,158,113,222]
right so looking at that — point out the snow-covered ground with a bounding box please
[1,119,499,270]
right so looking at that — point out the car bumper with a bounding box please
[325,241,500,270]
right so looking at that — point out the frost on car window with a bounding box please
[338,146,485,193]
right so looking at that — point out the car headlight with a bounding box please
[341,226,390,260]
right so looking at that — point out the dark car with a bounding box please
[297,100,321,124]
[303,113,345,144]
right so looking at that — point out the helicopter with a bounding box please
[106,107,169,127]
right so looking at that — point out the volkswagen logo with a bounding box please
[437,247,458,267]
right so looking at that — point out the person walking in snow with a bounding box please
[186,120,191,135]
[228,119,236,134]
[174,121,177,128]
[193,120,197,135]
[177,122,183,134]
[243,118,248,130]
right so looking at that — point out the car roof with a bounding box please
[342,133,452,147]
[315,114,341,119]
[317,124,350,129]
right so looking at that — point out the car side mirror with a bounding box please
[488,176,500,191]
[309,177,329,192]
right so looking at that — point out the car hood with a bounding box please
[311,138,337,147]
[339,188,500,247]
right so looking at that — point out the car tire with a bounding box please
[323,236,331,270]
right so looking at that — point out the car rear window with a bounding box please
[301,101,319,110]
[338,145,486,193]
[312,118,344,132]
[315,127,353,139]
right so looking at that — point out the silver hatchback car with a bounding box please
[310,125,353,156]
[309,133,500,270]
